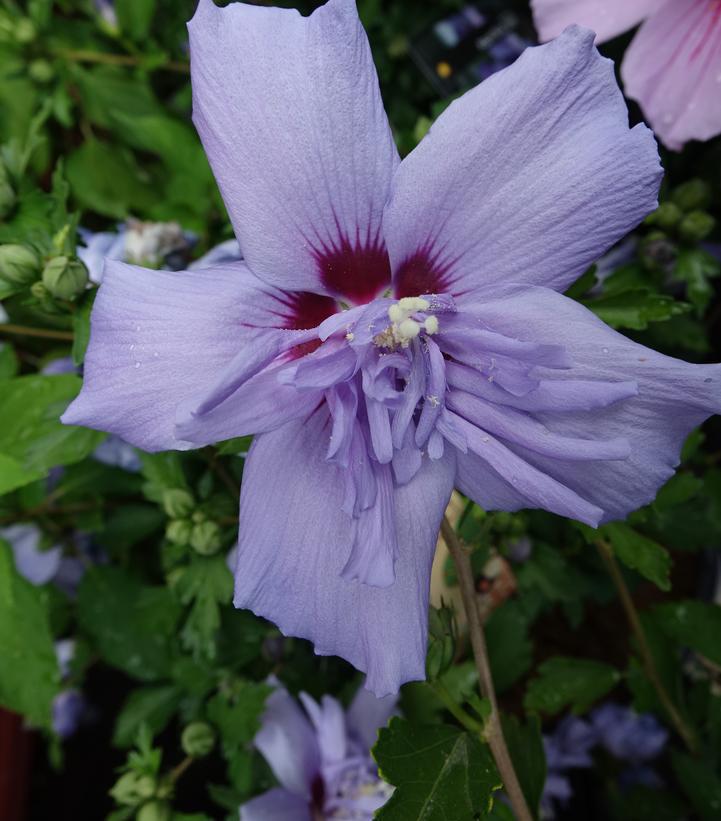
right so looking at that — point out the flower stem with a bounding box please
[595,539,698,754]
[441,515,533,821]
[54,48,189,73]
[0,323,74,341]
[429,679,485,736]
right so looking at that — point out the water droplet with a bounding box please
[602,347,609,354]
[134,362,141,368]
[129,344,135,351]
[704,377,712,383]
[482,436,489,443]
[135,325,140,332]
[153,351,159,358]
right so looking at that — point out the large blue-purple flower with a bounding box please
[240,683,395,820]
[62,0,721,695]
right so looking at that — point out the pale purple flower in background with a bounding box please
[591,702,668,764]
[240,684,395,820]
[94,0,118,29]
[78,219,196,284]
[55,638,76,680]
[531,0,721,150]
[1,524,62,585]
[52,690,85,739]
[541,715,596,818]
[64,0,721,695]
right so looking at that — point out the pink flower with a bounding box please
[531,0,721,149]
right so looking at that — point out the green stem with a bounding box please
[596,539,698,754]
[429,679,485,736]
[0,323,74,341]
[55,48,189,73]
[441,516,533,821]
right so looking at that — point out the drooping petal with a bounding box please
[188,0,398,303]
[531,0,664,43]
[462,286,721,522]
[62,260,323,451]
[233,408,456,697]
[621,0,721,150]
[239,788,312,821]
[384,26,661,300]
[298,693,348,765]
[254,689,320,799]
[346,685,397,751]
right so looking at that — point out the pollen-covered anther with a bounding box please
[375,296,438,349]
[424,316,439,335]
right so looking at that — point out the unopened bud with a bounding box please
[181,721,216,758]
[679,211,715,244]
[162,488,194,519]
[28,59,54,84]
[639,231,677,274]
[426,605,455,679]
[137,800,172,821]
[110,772,148,807]
[645,201,682,231]
[672,179,712,213]
[14,18,36,44]
[0,244,40,285]
[42,256,88,300]
[166,519,192,546]
[190,521,221,556]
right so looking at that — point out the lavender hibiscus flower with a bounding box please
[531,0,721,150]
[240,683,395,820]
[63,0,721,695]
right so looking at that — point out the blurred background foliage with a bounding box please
[1,1,720,820]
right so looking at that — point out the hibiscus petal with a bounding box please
[239,788,312,821]
[346,685,397,750]
[233,408,456,696]
[531,0,665,43]
[188,0,398,303]
[469,286,721,522]
[384,26,661,299]
[255,689,320,798]
[62,260,296,451]
[298,693,348,764]
[621,0,721,150]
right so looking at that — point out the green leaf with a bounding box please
[670,751,721,821]
[113,684,182,748]
[0,342,19,378]
[653,600,721,666]
[524,657,620,715]
[500,714,546,817]
[77,566,182,681]
[485,600,533,693]
[206,681,272,749]
[66,138,154,218]
[601,522,671,591]
[373,718,499,820]
[0,539,59,727]
[0,452,39,496]
[674,248,721,314]
[115,0,157,40]
[140,451,188,503]
[582,289,688,331]
[0,375,104,491]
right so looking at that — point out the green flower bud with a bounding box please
[189,520,221,556]
[161,488,194,519]
[137,800,172,821]
[28,59,54,84]
[0,244,41,285]
[110,772,148,807]
[679,211,715,244]
[41,256,88,300]
[645,201,682,231]
[191,510,206,524]
[181,721,216,758]
[639,231,677,274]
[672,179,712,213]
[14,18,36,44]
[166,519,192,546]
[426,605,455,680]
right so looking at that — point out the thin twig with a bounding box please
[596,539,698,754]
[55,48,189,73]
[168,755,193,784]
[441,516,533,821]
[0,323,74,341]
